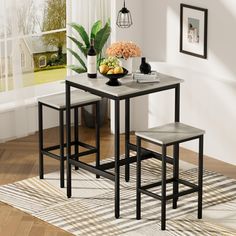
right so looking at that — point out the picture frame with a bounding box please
[180,4,208,59]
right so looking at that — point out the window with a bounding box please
[39,56,47,68]
[0,0,67,93]
[21,53,25,68]
[51,53,58,60]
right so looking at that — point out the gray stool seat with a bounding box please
[135,122,205,145]
[135,122,205,231]
[38,90,101,109]
[38,90,101,188]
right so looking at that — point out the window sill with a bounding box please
[0,80,66,113]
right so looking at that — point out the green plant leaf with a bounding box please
[67,36,87,57]
[68,65,87,73]
[68,22,90,48]
[90,20,102,40]
[67,48,87,70]
[94,22,111,54]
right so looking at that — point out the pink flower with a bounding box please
[106,41,141,59]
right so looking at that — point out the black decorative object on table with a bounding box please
[139,57,151,74]
[100,68,128,86]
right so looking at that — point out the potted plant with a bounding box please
[67,19,111,127]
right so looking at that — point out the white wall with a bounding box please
[0,81,66,142]
[140,0,236,165]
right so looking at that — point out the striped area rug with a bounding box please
[0,157,236,236]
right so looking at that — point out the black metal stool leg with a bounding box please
[38,102,44,179]
[95,101,100,179]
[136,137,141,220]
[198,135,204,219]
[59,110,65,188]
[74,107,79,170]
[66,82,72,198]
[173,144,179,209]
[161,145,167,230]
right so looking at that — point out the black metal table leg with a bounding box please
[136,137,141,220]
[161,145,167,230]
[74,107,79,170]
[96,101,100,179]
[175,84,180,123]
[38,102,44,179]
[125,98,130,182]
[173,144,179,209]
[198,135,204,219]
[66,82,72,198]
[59,110,65,188]
[115,99,120,219]
[173,83,180,207]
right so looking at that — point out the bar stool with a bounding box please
[135,122,205,230]
[38,90,101,188]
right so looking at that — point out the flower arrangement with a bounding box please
[106,41,141,59]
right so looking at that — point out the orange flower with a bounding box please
[106,41,141,59]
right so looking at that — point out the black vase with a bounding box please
[139,57,151,74]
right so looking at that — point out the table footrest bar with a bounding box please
[69,159,115,181]
[128,143,174,164]
[99,154,153,171]
[142,178,175,190]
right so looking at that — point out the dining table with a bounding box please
[65,72,184,219]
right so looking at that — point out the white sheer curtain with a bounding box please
[67,0,111,71]
[0,0,35,142]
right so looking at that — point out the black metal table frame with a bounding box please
[65,80,180,219]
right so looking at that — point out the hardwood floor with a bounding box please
[0,122,235,236]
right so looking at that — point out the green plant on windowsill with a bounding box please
[67,19,111,73]
[67,19,111,128]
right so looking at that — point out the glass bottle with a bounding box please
[87,39,97,78]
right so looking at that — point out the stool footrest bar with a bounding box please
[178,178,198,189]
[129,143,174,164]
[139,188,162,200]
[77,141,96,150]
[41,151,63,161]
[142,178,175,190]
[75,148,97,158]
[43,141,96,153]
[166,187,199,200]
[139,179,199,201]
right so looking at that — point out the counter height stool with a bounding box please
[135,122,205,230]
[38,90,101,188]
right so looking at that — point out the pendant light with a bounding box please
[116,0,133,28]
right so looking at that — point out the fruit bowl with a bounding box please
[100,68,128,86]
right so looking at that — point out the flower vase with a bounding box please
[119,57,133,74]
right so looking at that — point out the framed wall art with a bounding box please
[180,4,208,59]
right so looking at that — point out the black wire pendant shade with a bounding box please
[116,0,133,28]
